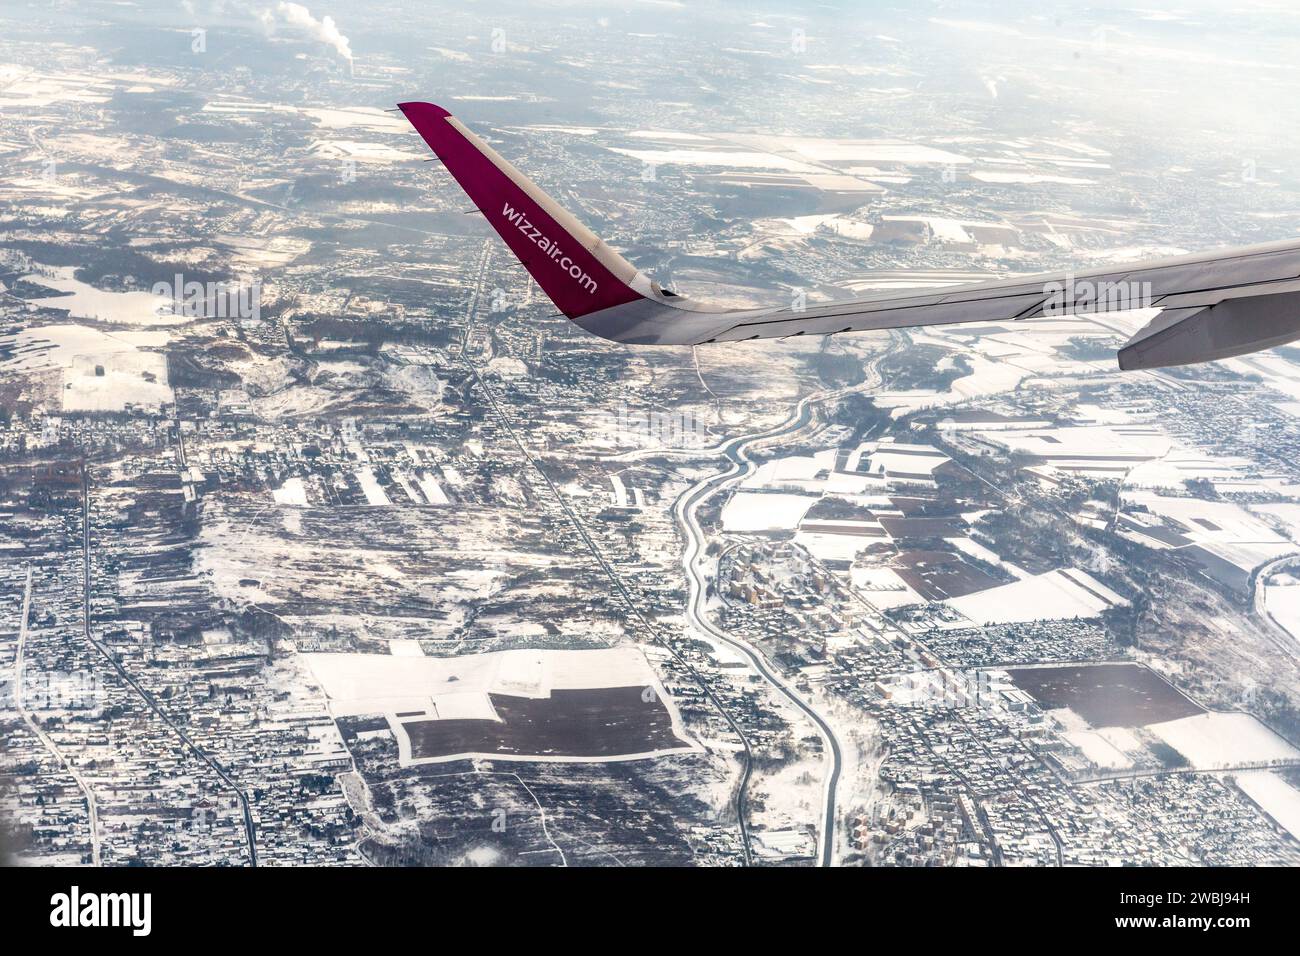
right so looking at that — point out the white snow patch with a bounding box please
[1147,712,1300,769]
[1235,770,1300,841]
[721,492,817,531]
[355,467,391,506]
[272,476,308,506]
[946,568,1126,625]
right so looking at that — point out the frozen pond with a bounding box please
[21,266,186,326]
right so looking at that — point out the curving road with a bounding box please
[672,357,889,867]
[1251,552,1300,668]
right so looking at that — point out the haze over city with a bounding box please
[2,0,1300,876]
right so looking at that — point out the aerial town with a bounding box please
[2,0,1300,868]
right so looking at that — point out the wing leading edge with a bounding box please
[399,101,1300,371]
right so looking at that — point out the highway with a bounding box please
[672,355,890,867]
[459,255,766,865]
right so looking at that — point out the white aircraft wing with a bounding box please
[692,240,1300,371]
[399,101,1300,371]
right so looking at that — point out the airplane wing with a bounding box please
[398,101,1300,371]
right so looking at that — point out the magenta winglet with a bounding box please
[398,102,643,319]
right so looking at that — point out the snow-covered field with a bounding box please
[945,568,1126,625]
[986,424,1171,467]
[272,477,308,506]
[1264,581,1300,644]
[727,133,972,166]
[1234,770,1300,841]
[741,451,836,492]
[304,646,698,765]
[306,646,667,716]
[609,146,825,174]
[1147,712,1300,768]
[414,472,450,505]
[970,170,1094,185]
[355,467,391,506]
[1124,492,1296,573]
[308,140,419,164]
[857,441,950,480]
[794,528,878,563]
[946,535,1030,578]
[1062,729,1134,769]
[388,639,425,657]
[301,106,410,132]
[0,323,172,412]
[721,491,817,531]
[1251,503,1300,542]
[850,566,926,609]
[733,442,952,511]
[1127,492,1291,547]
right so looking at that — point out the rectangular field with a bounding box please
[305,646,698,765]
[1006,662,1204,728]
[402,686,692,762]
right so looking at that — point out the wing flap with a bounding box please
[704,289,1051,342]
[1119,290,1300,370]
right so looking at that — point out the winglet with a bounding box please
[398,102,645,319]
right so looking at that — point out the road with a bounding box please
[672,359,890,867]
[457,253,764,864]
[465,355,767,864]
[78,466,259,866]
[13,565,101,866]
[1251,553,1300,669]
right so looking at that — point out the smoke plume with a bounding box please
[270,3,352,65]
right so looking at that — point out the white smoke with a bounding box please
[187,1,355,69]
[271,2,352,66]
